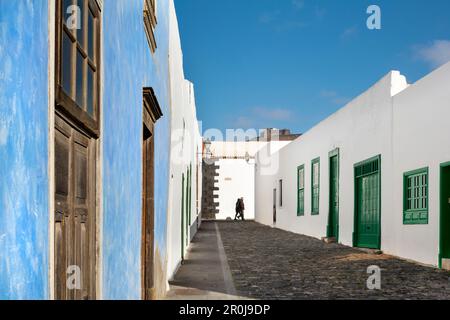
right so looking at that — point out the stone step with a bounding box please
[357,248,384,255]
[321,237,337,244]
[442,259,450,271]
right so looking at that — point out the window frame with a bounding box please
[297,165,305,216]
[311,157,320,215]
[55,0,101,138]
[144,0,157,53]
[403,167,429,225]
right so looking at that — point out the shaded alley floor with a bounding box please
[168,221,450,300]
[166,221,246,300]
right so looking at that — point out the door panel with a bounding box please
[328,155,339,238]
[142,124,155,300]
[54,114,96,300]
[354,157,381,249]
[440,165,450,266]
[181,174,185,260]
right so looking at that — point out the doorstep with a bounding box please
[442,259,450,271]
[321,237,337,244]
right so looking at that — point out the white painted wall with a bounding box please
[209,141,291,221]
[166,1,202,282]
[255,63,450,267]
[215,159,256,220]
[390,62,450,265]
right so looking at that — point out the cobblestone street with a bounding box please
[217,221,450,300]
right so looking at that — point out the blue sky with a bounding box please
[174,0,450,138]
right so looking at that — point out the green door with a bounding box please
[328,153,339,239]
[181,174,185,260]
[440,164,450,267]
[354,156,381,249]
[185,167,190,246]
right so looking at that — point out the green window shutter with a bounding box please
[297,165,305,216]
[403,167,429,225]
[311,158,320,215]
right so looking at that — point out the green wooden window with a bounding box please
[297,165,305,216]
[311,158,320,215]
[403,168,429,225]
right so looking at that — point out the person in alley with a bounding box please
[234,198,246,221]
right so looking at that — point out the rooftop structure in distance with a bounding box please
[255,128,302,142]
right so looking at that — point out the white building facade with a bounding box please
[255,62,450,268]
[166,1,203,283]
[205,138,293,220]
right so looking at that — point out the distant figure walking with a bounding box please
[234,198,246,221]
[240,198,245,221]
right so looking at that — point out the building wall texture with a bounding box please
[166,0,203,279]
[0,0,198,300]
[101,0,171,300]
[255,63,450,267]
[206,141,291,221]
[0,0,50,300]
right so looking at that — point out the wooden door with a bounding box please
[142,124,155,300]
[354,156,381,249]
[328,154,339,239]
[141,87,162,300]
[54,115,96,300]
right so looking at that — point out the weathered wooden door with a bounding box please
[354,156,381,249]
[141,88,162,300]
[54,115,96,300]
[440,164,450,268]
[328,153,339,239]
[142,124,155,300]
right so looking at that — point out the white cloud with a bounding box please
[292,0,305,10]
[320,90,351,106]
[314,6,326,20]
[231,107,296,130]
[415,40,450,68]
[235,116,254,129]
[340,26,358,40]
[259,7,306,31]
[258,11,280,24]
[252,107,293,121]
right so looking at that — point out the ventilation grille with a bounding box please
[355,158,380,178]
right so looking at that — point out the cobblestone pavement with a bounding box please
[217,221,450,300]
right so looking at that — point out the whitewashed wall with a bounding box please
[255,63,450,267]
[215,159,256,220]
[390,62,450,265]
[256,71,403,244]
[209,141,291,221]
[166,1,203,282]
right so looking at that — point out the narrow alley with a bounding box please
[169,221,450,300]
[2,0,450,304]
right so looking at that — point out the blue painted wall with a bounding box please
[102,0,171,299]
[0,0,49,300]
[0,0,171,300]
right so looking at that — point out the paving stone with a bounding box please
[217,221,450,300]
